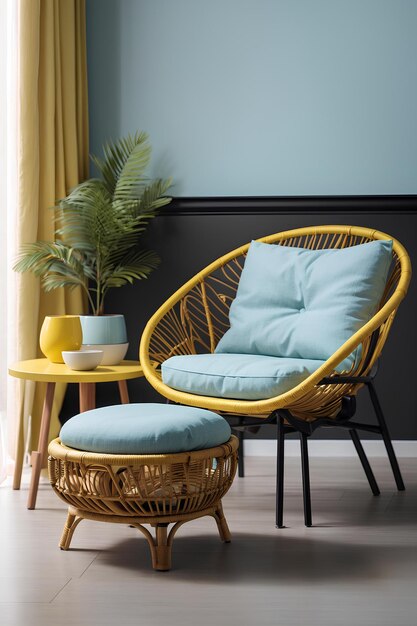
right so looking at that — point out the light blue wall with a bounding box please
[87,0,417,196]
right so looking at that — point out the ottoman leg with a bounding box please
[59,511,83,550]
[213,502,231,543]
[135,523,173,571]
[154,524,171,571]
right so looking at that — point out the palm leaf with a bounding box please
[57,180,142,268]
[91,132,150,199]
[56,180,110,252]
[135,178,173,219]
[101,250,160,292]
[113,139,152,205]
[42,275,87,292]
[14,241,85,278]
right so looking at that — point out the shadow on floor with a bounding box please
[95,530,417,584]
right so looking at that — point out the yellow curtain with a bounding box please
[12,0,89,489]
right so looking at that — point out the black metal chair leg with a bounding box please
[276,417,285,528]
[349,429,380,496]
[300,432,312,527]
[368,382,405,491]
[237,428,245,478]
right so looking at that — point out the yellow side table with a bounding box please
[9,359,146,510]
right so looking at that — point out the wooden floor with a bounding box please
[1,456,417,626]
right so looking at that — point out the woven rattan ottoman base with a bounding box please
[48,435,238,571]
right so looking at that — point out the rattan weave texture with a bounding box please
[48,435,238,570]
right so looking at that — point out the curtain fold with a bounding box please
[11,0,89,489]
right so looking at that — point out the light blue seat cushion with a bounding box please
[215,239,392,371]
[161,353,325,400]
[60,403,231,454]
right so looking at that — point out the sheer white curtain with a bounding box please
[0,0,18,484]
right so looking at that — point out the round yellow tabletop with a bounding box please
[9,359,145,383]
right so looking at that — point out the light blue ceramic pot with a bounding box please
[80,315,127,345]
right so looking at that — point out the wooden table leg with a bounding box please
[79,383,96,412]
[118,380,129,404]
[27,382,56,510]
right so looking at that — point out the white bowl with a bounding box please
[62,350,103,371]
[81,343,129,366]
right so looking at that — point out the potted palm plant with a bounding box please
[14,131,172,364]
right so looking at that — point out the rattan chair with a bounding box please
[139,225,411,527]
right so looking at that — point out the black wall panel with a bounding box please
[60,197,416,441]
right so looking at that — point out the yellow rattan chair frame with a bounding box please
[48,435,238,571]
[140,225,411,421]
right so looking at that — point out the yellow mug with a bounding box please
[40,315,82,363]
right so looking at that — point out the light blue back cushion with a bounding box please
[60,403,231,454]
[162,353,326,400]
[216,239,393,370]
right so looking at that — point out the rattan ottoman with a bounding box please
[48,406,238,571]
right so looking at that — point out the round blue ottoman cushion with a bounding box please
[59,403,232,454]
